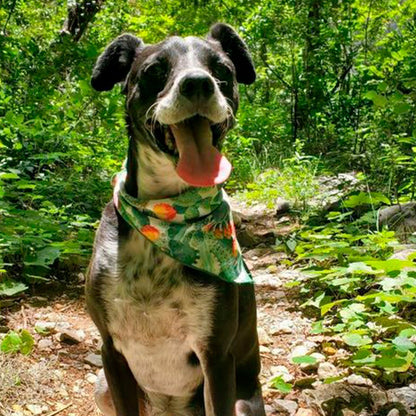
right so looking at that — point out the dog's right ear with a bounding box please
[91,34,143,91]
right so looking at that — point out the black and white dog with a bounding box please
[86,23,265,416]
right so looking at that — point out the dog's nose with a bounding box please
[179,72,215,99]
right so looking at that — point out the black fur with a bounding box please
[91,34,143,91]
[208,23,256,85]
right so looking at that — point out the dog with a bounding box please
[86,23,266,416]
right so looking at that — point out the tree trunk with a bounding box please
[61,0,104,42]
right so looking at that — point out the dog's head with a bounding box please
[91,24,255,188]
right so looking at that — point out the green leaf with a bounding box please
[270,376,292,393]
[0,281,28,297]
[392,336,416,352]
[19,330,34,355]
[374,357,408,370]
[393,102,411,114]
[292,355,318,364]
[343,333,372,347]
[1,331,22,353]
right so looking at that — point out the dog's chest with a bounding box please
[103,230,216,397]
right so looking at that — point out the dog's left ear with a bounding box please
[208,23,256,85]
[91,34,144,91]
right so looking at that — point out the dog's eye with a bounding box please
[144,61,169,82]
[211,62,233,83]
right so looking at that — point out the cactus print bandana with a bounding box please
[113,170,252,284]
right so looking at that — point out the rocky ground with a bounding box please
[1,190,415,416]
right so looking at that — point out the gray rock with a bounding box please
[301,383,410,416]
[270,365,294,383]
[272,319,294,335]
[237,228,259,248]
[0,325,9,333]
[300,353,325,371]
[86,372,98,384]
[379,202,416,242]
[58,329,84,345]
[37,338,53,350]
[289,343,317,361]
[257,327,272,345]
[275,199,291,216]
[388,387,416,413]
[274,399,298,416]
[345,374,373,386]
[294,376,316,388]
[387,409,400,416]
[317,362,338,379]
[84,352,103,368]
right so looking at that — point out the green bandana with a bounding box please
[113,170,252,284]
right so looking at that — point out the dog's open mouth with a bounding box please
[147,115,232,187]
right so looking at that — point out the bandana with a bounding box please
[113,170,252,284]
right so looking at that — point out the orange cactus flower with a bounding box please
[213,227,223,239]
[203,223,213,233]
[141,225,160,241]
[223,223,233,239]
[153,203,177,221]
[232,238,238,257]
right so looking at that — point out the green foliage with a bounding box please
[293,209,416,381]
[0,330,34,355]
[270,375,293,393]
[239,145,319,209]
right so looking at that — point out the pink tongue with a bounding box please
[170,118,232,187]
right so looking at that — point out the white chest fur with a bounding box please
[103,230,216,401]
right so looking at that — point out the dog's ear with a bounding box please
[208,23,255,85]
[91,34,143,91]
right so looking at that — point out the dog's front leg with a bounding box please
[102,337,141,416]
[200,351,236,416]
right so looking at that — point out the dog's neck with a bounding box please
[124,124,189,200]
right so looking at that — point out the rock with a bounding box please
[264,404,275,414]
[58,329,84,345]
[38,338,53,350]
[257,327,272,345]
[274,399,298,415]
[237,228,259,248]
[29,296,48,307]
[345,374,373,386]
[386,409,400,416]
[260,345,271,353]
[270,365,294,383]
[275,199,291,216]
[317,362,338,379]
[300,383,396,415]
[295,409,319,416]
[255,273,283,287]
[0,325,9,333]
[289,343,316,361]
[232,211,243,228]
[294,376,316,388]
[77,272,85,283]
[35,320,57,334]
[378,202,416,242]
[84,352,103,368]
[322,345,337,356]
[388,386,416,413]
[26,404,42,415]
[86,372,98,384]
[271,319,294,335]
[389,245,416,261]
[300,353,326,371]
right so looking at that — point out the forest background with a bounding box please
[1,0,416,384]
